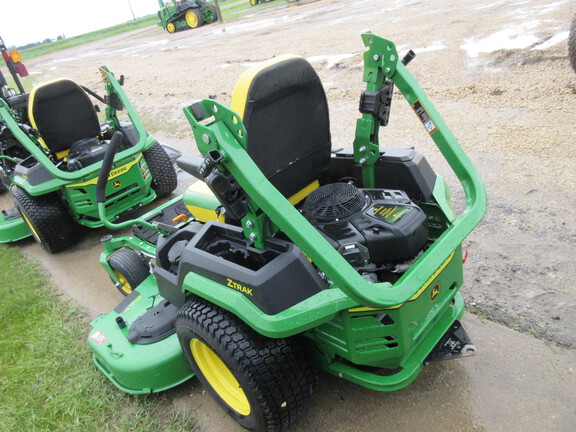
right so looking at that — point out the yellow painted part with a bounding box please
[230,55,302,120]
[66,155,142,188]
[21,211,40,242]
[288,180,319,205]
[185,181,224,223]
[185,10,199,28]
[406,251,455,302]
[186,179,318,223]
[189,205,223,223]
[114,270,133,295]
[56,149,70,160]
[348,251,456,312]
[191,339,251,416]
[167,22,176,33]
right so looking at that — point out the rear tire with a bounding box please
[569,13,576,73]
[250,0,259,6]
[108,249,150,296]
[12,187,78,253]
[143,142,177,199]
[175,298,316,432]
[185,9,204,28]
[204,4,217,23]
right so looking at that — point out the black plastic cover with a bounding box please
[178,221,326,315]
[329,147,437,202]
[13,156,55,186]
[127,299,179,345]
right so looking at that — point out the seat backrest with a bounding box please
[230,56,332,198]
[28,78,100,158]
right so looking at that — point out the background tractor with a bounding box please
[157,0,218,33]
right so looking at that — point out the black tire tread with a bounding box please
[143,142,177,199]
[108,249,150,295]
[12,187,78,253]
[205,4,217,23]
[175,298,317,432]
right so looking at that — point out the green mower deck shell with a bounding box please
[0,208,30,242]
[88,275,194,394]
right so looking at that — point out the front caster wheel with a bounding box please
[108,249,150,296]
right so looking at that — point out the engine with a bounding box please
[301,183,428,271]
[66,138,109,171]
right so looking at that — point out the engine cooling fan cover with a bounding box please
[302,183,366,222]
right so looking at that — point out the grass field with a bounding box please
[20,16,158,60]
[0,244,196,432]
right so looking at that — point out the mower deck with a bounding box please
[0,206,30,242]
[88,276,194,394]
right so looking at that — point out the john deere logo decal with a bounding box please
[430,284,440,301]
[113,180,121,188]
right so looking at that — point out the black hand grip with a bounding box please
[96,131,123,203]
[402,50,416,66]
[176,155,204,179]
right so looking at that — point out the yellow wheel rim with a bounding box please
[185,11,199,28]
[250,0,257,5]
[114,270,133,295]
[191,339,251,416]
[21,212,40,242]
[167,23,176,33]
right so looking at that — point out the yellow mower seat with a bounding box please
[183,55,332,223]
[230,55,332,198]
[28,78,101,160]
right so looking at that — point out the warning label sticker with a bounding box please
[412,100,437,134]
[91,331,107,346]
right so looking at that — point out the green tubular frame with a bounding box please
[0,67,156,196]
[182,34,486,336]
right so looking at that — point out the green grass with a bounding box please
[20,16,158,60]
[0,244,196,432]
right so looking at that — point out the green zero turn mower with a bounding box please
[0,67,177,252]
[88,33,486,431]
[157,0,217,33]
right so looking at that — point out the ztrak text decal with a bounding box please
[226,278,253,296]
